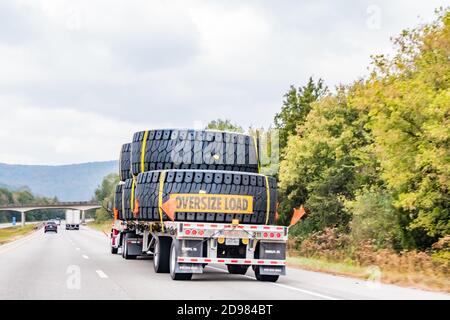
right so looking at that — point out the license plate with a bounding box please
[225,238,240,246]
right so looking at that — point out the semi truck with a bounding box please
[65,209,80,230]
[110,219,287,282]
[110,129,288,282]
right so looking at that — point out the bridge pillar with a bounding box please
[81,210,86,224]
[21,211,25,227]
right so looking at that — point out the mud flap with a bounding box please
[258,242,286,276]
[126,238,143,256]
[258,265,286,276]
[175,239,204,274]
[175,263,203,274]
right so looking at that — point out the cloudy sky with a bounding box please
[0,0,447,165]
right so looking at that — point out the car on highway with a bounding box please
[44,221,58,233]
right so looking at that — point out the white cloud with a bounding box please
[0,96,175,164]
[0,0,447,164]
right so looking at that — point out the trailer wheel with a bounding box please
[153,236,171,273]
[227,265,249,275]
[254,267,279,282]
[170,241,192,280]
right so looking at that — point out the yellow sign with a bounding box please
[169,194,253,214]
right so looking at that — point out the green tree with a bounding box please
[274,78,327,153]
[93,173,119,222]
[206,119,244,133]
[277,9,450,250]
[278,88,376,237]
[361,9,450,246]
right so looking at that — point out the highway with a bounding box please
[0,226,448,300]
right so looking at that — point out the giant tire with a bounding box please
[122,178,137,220]
[114,183,125,220]
[119,143,132,181]
[130,129,260,177]
[135,169,277,225]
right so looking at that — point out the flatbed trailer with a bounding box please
[110,220,287,281]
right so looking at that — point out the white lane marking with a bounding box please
[82,254,89,259]
[96,270,108,279]
[270,282,339,300]
[206,266,338,300]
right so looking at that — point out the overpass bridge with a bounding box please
[0,201,102,227]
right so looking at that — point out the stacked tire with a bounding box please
[114,129,276,225]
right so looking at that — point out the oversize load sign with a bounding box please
[169,194,253,214]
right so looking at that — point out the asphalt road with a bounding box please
[0,225,448,300]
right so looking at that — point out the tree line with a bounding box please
[209,10,449,252]
[0,188,65,223]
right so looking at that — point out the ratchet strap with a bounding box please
[140,130,149,173]
[265,176,270,225]
[158,170,167,232]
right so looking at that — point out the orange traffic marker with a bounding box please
[289,205,306,227]
[161,198,177,221]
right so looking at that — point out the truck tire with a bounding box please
[169,241,193,280]
[122,232,137,260]
[135,169,277,225]
[119,143,132,181]
[227,265,249,275]
[111,246,118,254]
[122,178,137,220]
[130,129,260,177]
[254,267,279,282]
[114,183,124,220]
[153,236,171,273]
[253,242,279,282]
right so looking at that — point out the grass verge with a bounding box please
[87,219,113,235]
[287,255,450,293]
[0,224,39,245]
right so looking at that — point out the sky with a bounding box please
[0,0,447,165]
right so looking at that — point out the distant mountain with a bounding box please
[0,161,118,201]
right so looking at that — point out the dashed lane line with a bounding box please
[96,270,108,279]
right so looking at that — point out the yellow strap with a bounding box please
[253,133,260,173]
[265,176,270,225]
[130,177,136,215]
[140,130,149,173]
[158,170,167,232]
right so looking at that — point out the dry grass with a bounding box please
[288,229,450,293]
[0,224,40,245]
[87,219,113,235]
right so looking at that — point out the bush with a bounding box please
[345,189,401,249]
